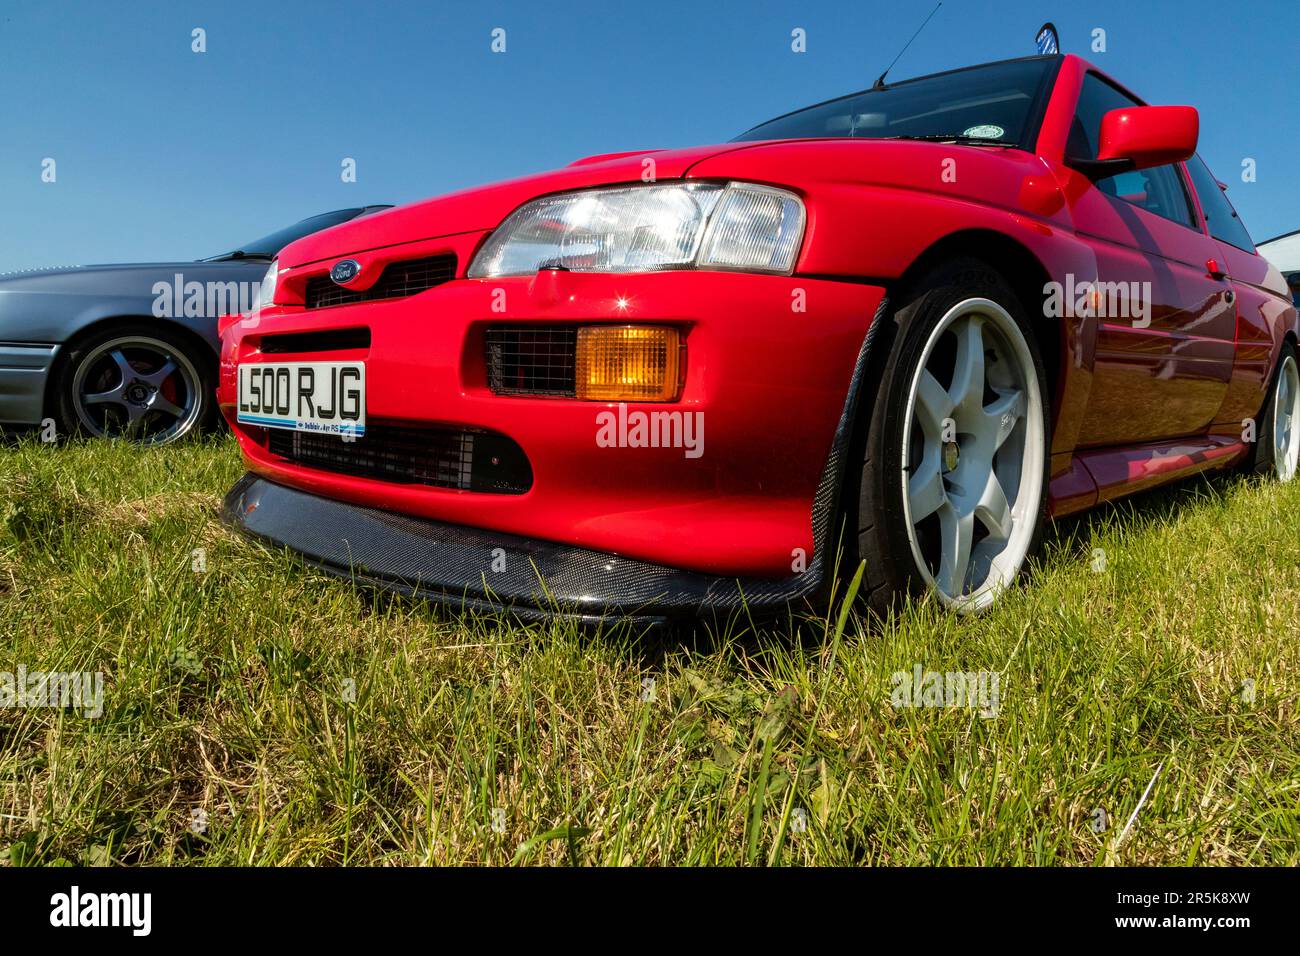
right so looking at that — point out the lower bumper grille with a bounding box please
[266,423,532,494]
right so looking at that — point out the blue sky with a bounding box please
[1,0,1295,270]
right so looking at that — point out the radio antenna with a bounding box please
[873,1,942,90]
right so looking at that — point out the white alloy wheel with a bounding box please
[899,297,1046,612]
[1270,352,1300,482]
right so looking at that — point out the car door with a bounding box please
[1184,154,1293,433]
[1062,73,1236,448]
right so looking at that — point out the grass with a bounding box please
[0,433,1297,866]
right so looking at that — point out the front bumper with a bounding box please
[219,260,885,583]
[0,343,57,425]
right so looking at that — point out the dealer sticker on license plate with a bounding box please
[237,362,366,437]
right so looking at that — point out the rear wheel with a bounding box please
[53,324,215,445]
[853,259,1051,617]
[1246,341,1300,481]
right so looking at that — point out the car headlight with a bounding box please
[468,182,805,278]
[259,260,278,307]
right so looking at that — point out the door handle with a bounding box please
[1205,257,1229,281]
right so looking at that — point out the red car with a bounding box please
[218,53,1298,623]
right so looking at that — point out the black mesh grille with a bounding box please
[485,326,578,397]
[305,255,457,309]
[266,423,531,494]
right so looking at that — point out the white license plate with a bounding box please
[237,362,366,436]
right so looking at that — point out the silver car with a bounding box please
[0,206,389,444]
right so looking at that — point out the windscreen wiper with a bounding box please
[883,133,1015,146]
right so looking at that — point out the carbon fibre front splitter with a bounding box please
[220,474,821,625]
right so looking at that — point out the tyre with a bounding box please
[853,258,1051,617]
[52,324,215,445]
[1245,340,1300,481]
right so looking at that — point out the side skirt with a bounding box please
[1048,435,1247,517]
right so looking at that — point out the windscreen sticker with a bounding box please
[963,124,1006,139]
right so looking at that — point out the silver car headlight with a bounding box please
[259,260,278,307]
[468,181,805,278]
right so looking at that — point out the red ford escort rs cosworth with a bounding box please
[218,53,1299,624]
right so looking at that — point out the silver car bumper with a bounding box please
[0,343,58,425]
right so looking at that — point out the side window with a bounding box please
[1186,155,1256,252]
[1068,73,1196,230]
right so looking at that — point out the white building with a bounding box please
[1258,231,1300,306]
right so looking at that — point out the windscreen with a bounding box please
[212,209,370,259]
[733,57,1056,148]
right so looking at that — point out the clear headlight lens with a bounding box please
[697,184,805,273]
[259,260,278,307]
[469,182,804,278]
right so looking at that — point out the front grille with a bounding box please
[266,423,531,494]
[486,326,578,397]
[304,255,457,309]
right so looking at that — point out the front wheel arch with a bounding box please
[891,230,1060,412]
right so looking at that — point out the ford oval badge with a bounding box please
[330,259,361,285]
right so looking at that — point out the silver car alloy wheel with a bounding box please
[1272,352,1300,482]
[899,297,1046,612]
[71,335,203,445]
